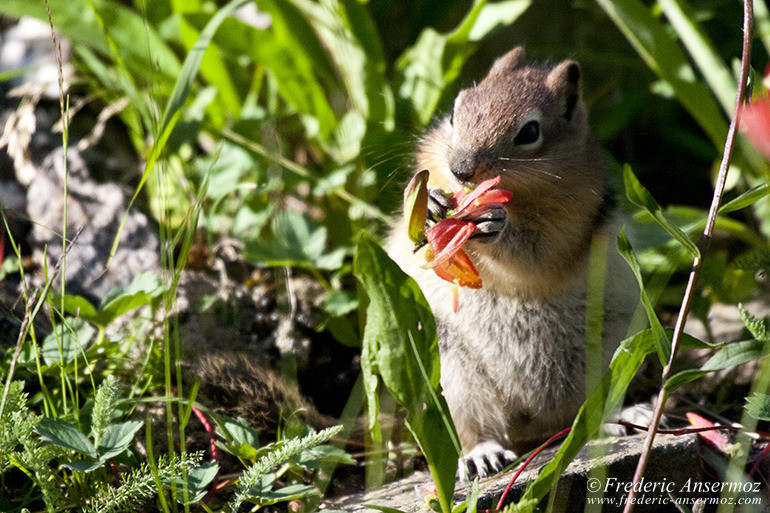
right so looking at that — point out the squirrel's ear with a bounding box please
[489,46,526,76]
[547,60,581,121]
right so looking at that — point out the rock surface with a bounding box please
[26,147,159,302]
[325,433,753,513]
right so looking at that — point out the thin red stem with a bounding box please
[496,427,572,510]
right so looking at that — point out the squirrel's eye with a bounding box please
[513,120,541,146]
[449,112,454,127]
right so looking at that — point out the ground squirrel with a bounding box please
[388,47,638,480]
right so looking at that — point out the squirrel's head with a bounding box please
[446,47,591,186]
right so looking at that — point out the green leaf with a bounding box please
[739,305,770,341]
[167,461,219,504]
[745,392,770,421]
[63,458,106,473]
[218,416,260,449]
[244,210,344,270]
[665,338,767,392]
[623,164,700,258]
[93,292,152,326]
[354,233,459,513]
[303,444,356,466]
[363,506,409,513]
[323,290,358,316]
[97,420,143,460]
[617,230,671,365]
[245,472,276,497]
[258,484,318,506]
[52,293,99,321]
[36,418,97,458]
[39,318,95,367]
[719,183,770,214]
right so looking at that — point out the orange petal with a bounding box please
[424,219,475,268]
[432,249,482,289]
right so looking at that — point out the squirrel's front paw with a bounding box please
[459,441,517,481]
[427,188,453,222]
[466,204,507,243]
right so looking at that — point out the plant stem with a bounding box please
[622,1,754,511]
[496,427,572,510]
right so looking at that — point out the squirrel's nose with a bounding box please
[449,153,477,181]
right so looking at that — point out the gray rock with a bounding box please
[327,433,727,513]
[26,147,158,301]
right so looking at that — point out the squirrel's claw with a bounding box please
[427,188,453,222]
[467,204,508,243]
[458,441,517,481]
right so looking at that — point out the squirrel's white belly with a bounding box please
[435,285,588,451]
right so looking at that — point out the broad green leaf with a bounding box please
[39,318,95,367]
[745,392,770,421]
[52,293,98,321]
[595,0,727,148]
[719,183,770,214]
[323,290,358,317]
[245,472,276,497]
[245,210,345,270]
[63,458,106,473]
[303,444,356,466]
[217,440,258,461]
[107,272,164,299]
[167,461,219,504]
[217,416,260,449]
[665,339,767,392]
[97,420,143,460]
[258,484,318,505]
[624,164,700,258]
[354,233,459,513]
[617,230,671,365]
[36,418,97,458]
[93,292,152,327]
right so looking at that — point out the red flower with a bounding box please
[686,412,734,455]
[424,218,475,268]
[452,175,513,216]
[403,172,512,311]
[742,96,770,159]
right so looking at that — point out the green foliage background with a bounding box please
[2,0,770,511]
